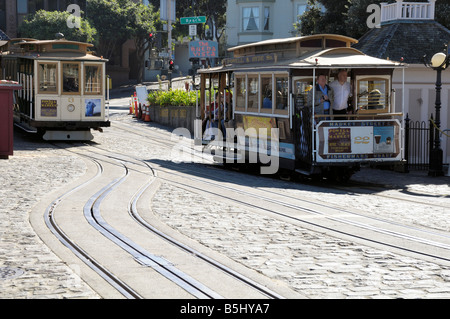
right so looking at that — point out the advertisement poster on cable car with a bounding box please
[316,120,401,162]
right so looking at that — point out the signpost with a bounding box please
[189,25,197,36]
[180,16,206,25]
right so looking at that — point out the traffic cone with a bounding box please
[144,105,151,122]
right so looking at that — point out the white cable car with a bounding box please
[0,37,110,140]
[196,34,407,181]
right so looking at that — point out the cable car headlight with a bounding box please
[67,104,75,112]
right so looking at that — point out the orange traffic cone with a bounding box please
[144,105,151,122]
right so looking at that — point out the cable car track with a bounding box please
[88,122,450,266]
[147,161,450,264]
[110,118,449,211]
[44,143,287,299]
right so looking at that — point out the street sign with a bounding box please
[180,16,206,25]
[189,25,197,36]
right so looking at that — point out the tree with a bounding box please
[86,0,131,61]
[149,0,227,41]
[295,0,350,36]
[19,10,96,43]
[127,2,158,83]
[298,0,449,39]
[294,0,323,35]
[86,0,158,82]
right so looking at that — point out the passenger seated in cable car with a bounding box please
[367,89,384,109]
[262,86,272,109]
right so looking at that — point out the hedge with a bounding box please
[147,89,201,107]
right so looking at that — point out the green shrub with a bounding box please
[147,89,200,107]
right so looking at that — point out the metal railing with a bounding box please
[381,0,435,23]
[405,115,430,170]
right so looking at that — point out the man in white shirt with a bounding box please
[329,69,351,116]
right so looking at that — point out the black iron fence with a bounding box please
[405,115,430,170]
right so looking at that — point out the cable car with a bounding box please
[0,37,110,140]
[196,34,406,180]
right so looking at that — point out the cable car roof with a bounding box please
[198,47,405,74]
[229,34,358,51]
[0,38,107,62]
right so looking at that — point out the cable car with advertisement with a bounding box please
[195,34,406,181]
[0,37,110,140]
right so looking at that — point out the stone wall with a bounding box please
[148,105,197,135]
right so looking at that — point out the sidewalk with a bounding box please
[351,165,449,197]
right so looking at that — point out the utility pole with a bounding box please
[168,0,172,60]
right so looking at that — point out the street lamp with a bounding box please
[424,48,450,176]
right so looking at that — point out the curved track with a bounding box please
[32,115,450,298]
[106,119,450,266]
[41,142,290,299]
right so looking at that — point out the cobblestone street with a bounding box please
[1,97,450,299]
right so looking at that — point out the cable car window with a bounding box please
[261,74,273,113]
[84,64,102,95]
[38,63,57,94]
[293,77,313,109]
[356,76,389,113]
[62,62,80,94]
[247,75,259,112]
[274,75,288,114]
[235,75,246,111]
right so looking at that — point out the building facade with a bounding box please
[354,0,450,166]
[0,0,86,38]
[226,0,308,48]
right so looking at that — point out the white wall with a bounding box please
[226,0,308,48]
[393,65,450,164]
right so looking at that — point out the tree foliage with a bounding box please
[86,0,132,60]
[149,0,227,41]
[297,0,449,39]
[86,0,157,82]
[19,10,96,43]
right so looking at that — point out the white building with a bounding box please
[226,0,308,47]
[354,0,450,168]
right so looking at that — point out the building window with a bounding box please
[243,7,259,31]
[28,0,44,14]
[263,7,270,31]
[17,0,28,14]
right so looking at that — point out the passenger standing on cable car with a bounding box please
[307,74,334,117]
[329,69,351,117]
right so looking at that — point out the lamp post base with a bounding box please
[428,147,444,177]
